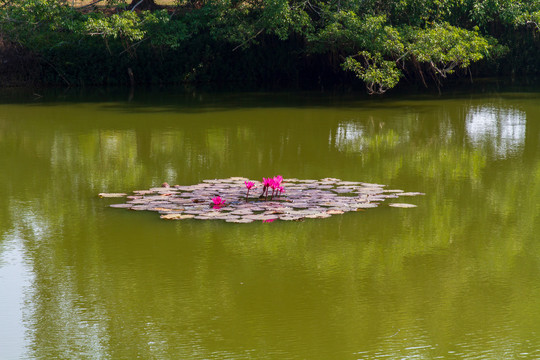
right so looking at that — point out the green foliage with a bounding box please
[85,12,144,42]
[84,9,189,54]
[342,51,401,94]
[144,10,190,48]
[315,18,493,93]
[260,0,311,40]
[471,0,531,28]
[405,23,491,76]
[0,0,84,49]
[516,10,540,32]
[0,0,539,91]
[309,12,403,55]
[190,0,311,50]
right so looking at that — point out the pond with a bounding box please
[0,85,539,359]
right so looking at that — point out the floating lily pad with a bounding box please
[150,206,184,212]
[226,218,254,223]
[389,203,417,208]
[230,209,254,215]
[332,188,354,194]
[279,215,304,221]
[244,214,279,221]
[365,196,387,202]
[337,181,362,186]
[291,203,310,209]
[213,215,239,221]
[326,209,345,215]
[99,193,127,198]
[169,199,193,205]
[160,214,195,220]
[130,205,150,211]
[354,203,379,208]
[398,192,426,197]
[320,178,340,182]
[183,210,205,215]
[126,195,143,200]
[109,203,132,208]
[304,212,332,219]
[194,215,215,220]
[149,187,176,193]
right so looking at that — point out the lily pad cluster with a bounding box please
[99,177,424,223]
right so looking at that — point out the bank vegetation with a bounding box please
[0,0,539,93]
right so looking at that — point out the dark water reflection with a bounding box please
[0,87,539,359]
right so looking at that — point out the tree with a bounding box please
[127,0,160,11]
[0,0,538,90]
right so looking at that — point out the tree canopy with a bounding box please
[0,0,539,92]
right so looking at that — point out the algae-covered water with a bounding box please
[1,87,539,359]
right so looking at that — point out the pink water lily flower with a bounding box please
[269,175,284,199]
[260,175,285,200]
[244,181,255,200]
[212,196,225,208]
[262,177,273,200]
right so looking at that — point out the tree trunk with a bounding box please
[127,0,160,11]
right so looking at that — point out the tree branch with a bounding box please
[527,20,540,32]
[232,28,264,51]
[130,0,145,12]
[75,0,106,9]
[42,58,71,86]
[118,37,148,55]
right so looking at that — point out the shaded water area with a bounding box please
[1,85,539,359]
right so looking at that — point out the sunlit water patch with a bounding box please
[466,106,526,158]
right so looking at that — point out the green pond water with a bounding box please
[0,86,539,359]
